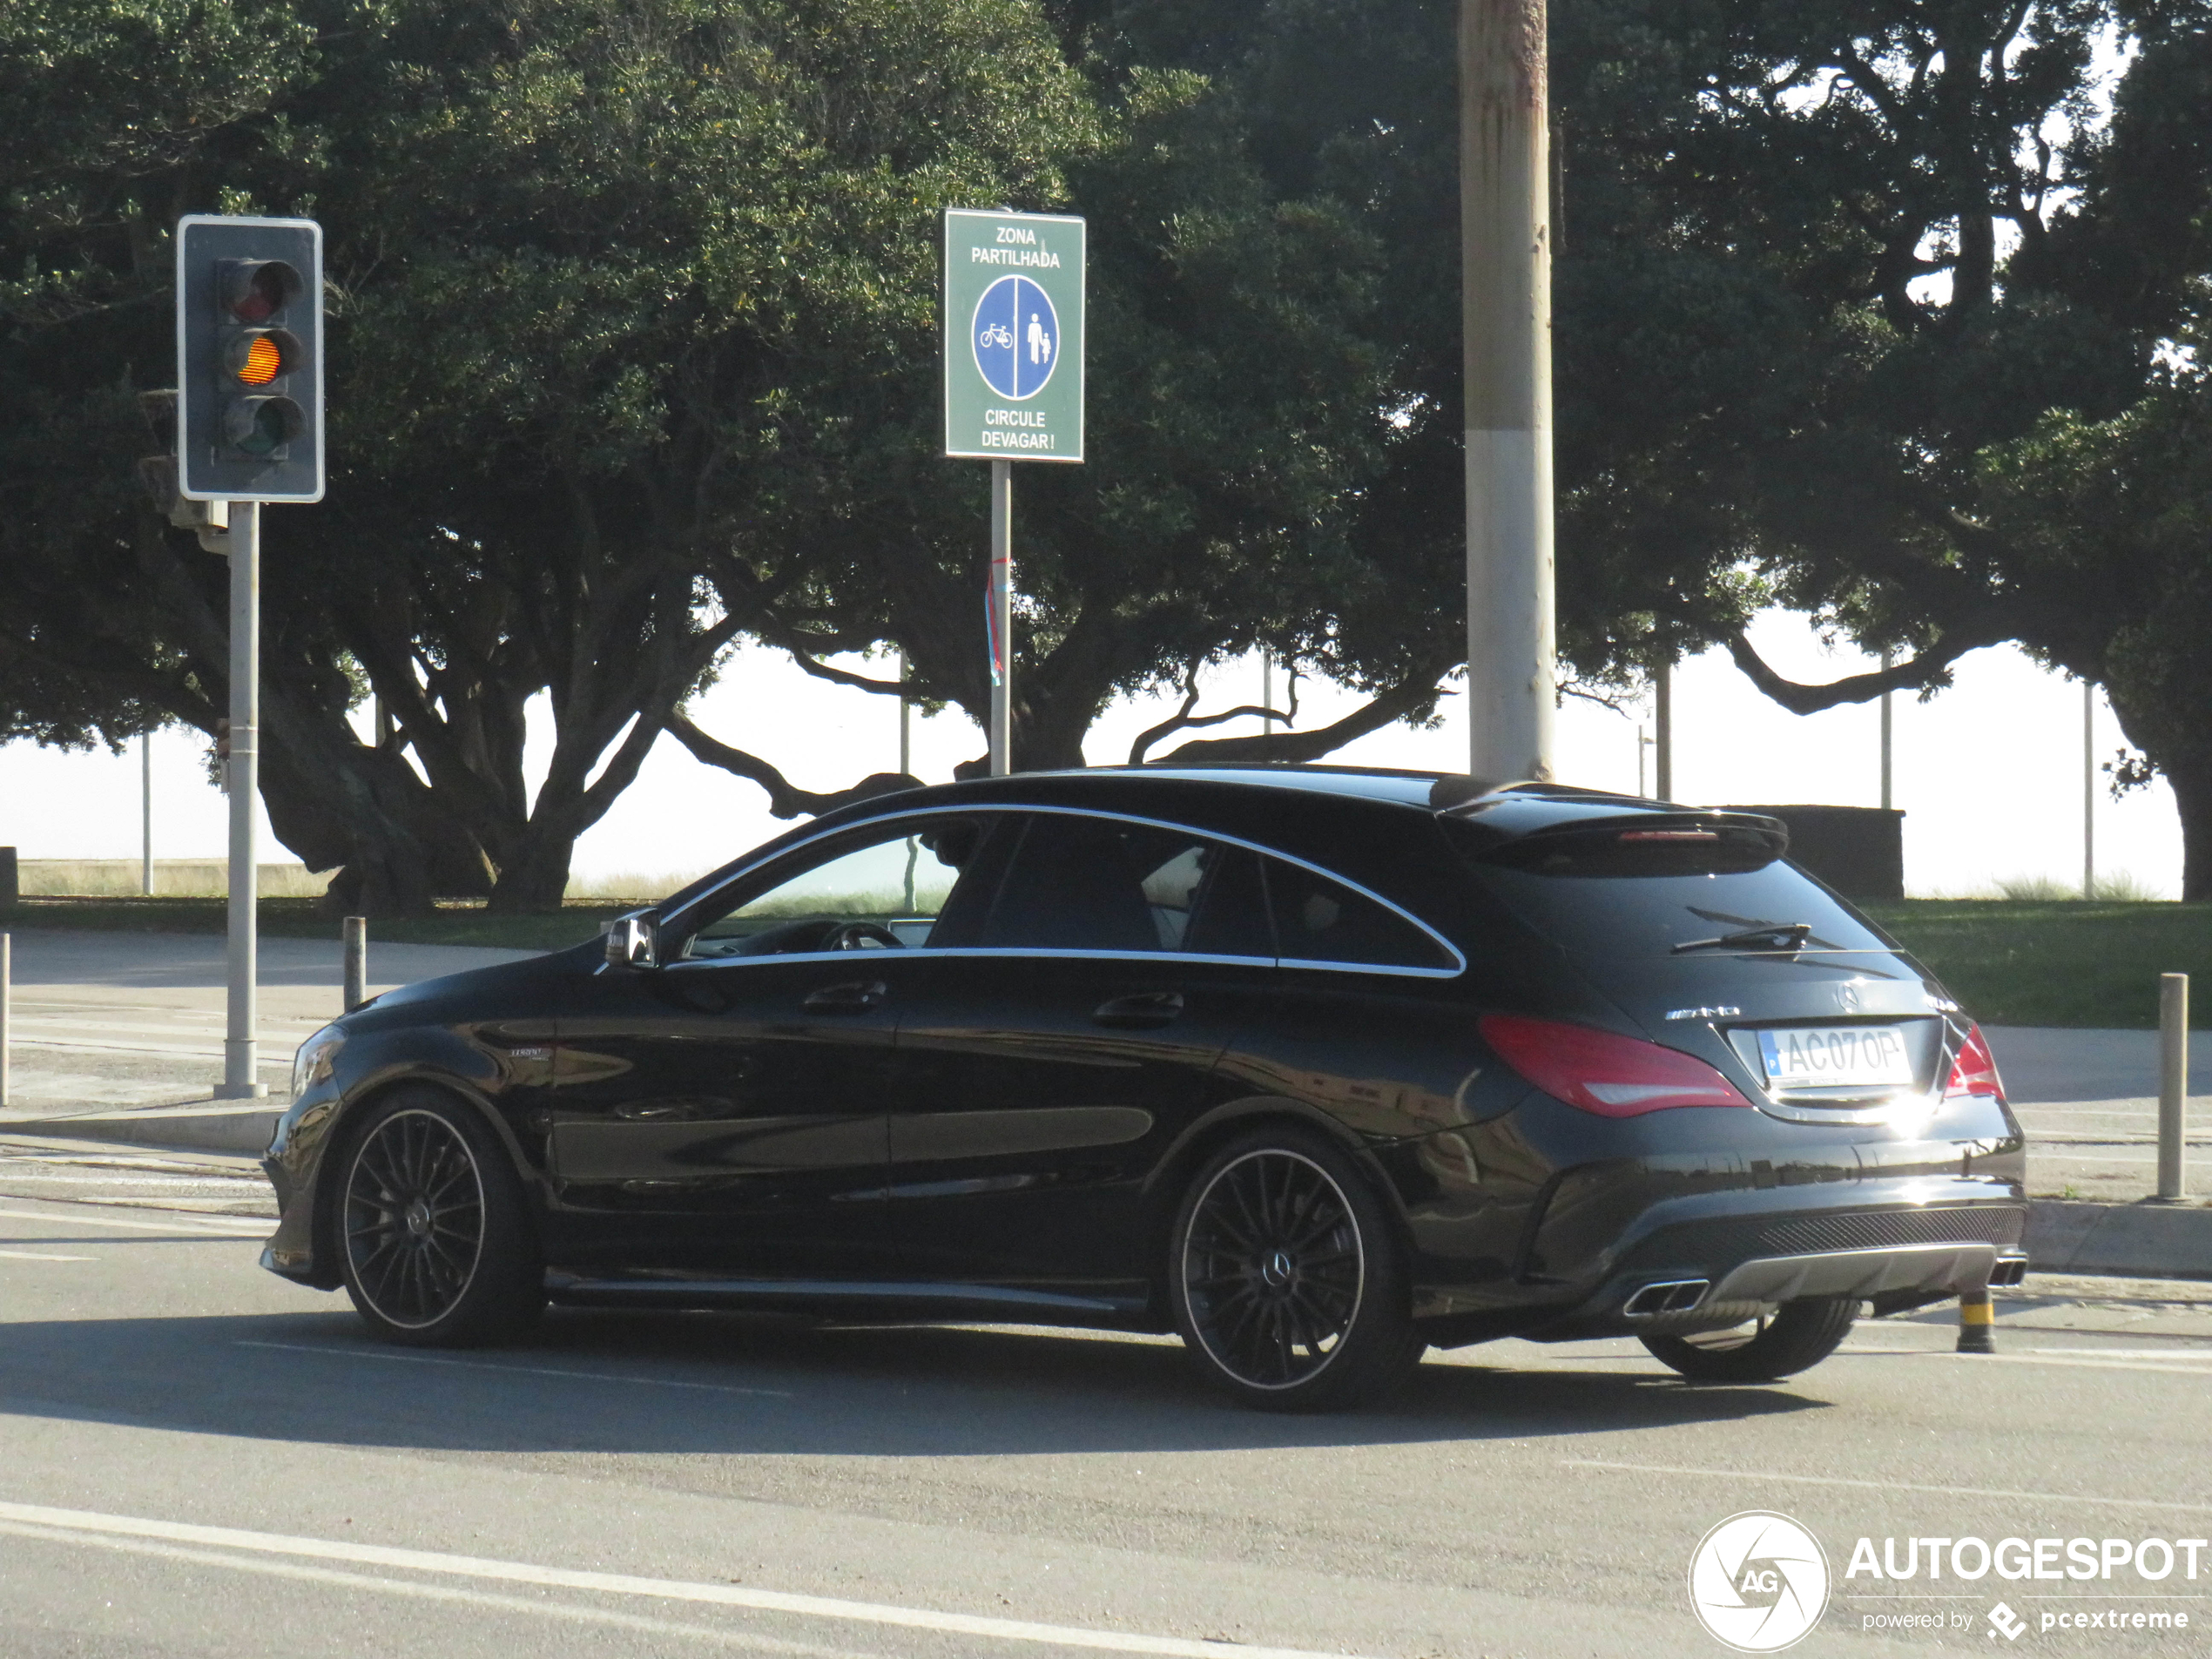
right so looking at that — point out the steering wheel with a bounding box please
[820,921,907,951]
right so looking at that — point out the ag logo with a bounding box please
[1688,1511,1830,1652]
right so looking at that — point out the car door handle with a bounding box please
[804,980,888,1014]
[1092,991,1184,1029]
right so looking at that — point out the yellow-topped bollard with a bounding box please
[1957,1285,1995,1354]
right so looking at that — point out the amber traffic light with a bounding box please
[176,218,324,502]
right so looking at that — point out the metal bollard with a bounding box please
[1957,1285,1995,1354]
[2159,973,2188,1201]
[342,916,368,1015]
[0,932,10,1109]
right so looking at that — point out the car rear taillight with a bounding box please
[1479,1014,1755,1116]
[1943,1022,2006,1103]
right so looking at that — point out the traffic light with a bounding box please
[175,216,324,502]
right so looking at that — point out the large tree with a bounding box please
[0,0,1104,911]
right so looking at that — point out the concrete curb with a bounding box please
[2027,1198,2212,1281]
[0,1105,280,1157]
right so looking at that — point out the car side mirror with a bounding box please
[605,914,658,969]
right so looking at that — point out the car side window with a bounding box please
[680,818,991,960]
[980,815,1273,957]
[1263,857,1454,972]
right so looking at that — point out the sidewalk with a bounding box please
[0,927,541,1152]
[1986,1026,2212,1204]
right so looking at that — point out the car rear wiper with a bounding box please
[1671,921,1813,954]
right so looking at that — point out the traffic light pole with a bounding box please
[1461,0,1557,783]
[215,500,265,1099]
[989,460,1012,777]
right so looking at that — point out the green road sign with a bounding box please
[943,209,1084,464]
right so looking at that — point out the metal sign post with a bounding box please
[943,209,1085,777]
[177,214,324,1100]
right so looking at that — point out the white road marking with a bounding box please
[1925,1352,2212,1377]
[1836,1342,2212,1376]
[0,1250,95,1262]
[0,1500,1364,1659]
[236,1340,799,1399]
[1568,1459,2212,1517]
[0,1520,862,1658]
[0,1174,263,1187]
[2001,1345,2212,1358]
[0,1206,266,1237]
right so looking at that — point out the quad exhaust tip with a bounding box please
[1623,1279,1710,1318]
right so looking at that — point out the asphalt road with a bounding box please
[2,1149,2209,1658]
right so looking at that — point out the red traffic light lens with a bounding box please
[220,260,301,324]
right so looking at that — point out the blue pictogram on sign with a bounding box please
[971,275,1058,401]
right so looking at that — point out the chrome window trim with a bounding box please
[661,800,1467,979]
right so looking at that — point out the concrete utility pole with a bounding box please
[1462,0,1557,783]
[1653,661,1673,801]
[216,502,265,1099]
[988,461,1012,777]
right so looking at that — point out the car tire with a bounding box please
[1168,1127,1418,1413]
[1639,1296,1858,1383]
[336,1087,543,1347]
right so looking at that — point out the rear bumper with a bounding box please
[1510,1204,2027,1342]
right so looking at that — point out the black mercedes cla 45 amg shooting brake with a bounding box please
[262,765,2027,1411]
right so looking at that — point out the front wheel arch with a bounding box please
[314,1072,543,1281]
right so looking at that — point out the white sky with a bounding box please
[0,606,2181,899]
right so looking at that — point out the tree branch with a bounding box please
[1127,664,1300,764]
[1722,629,1997,714]
[667,712,921,819]
[1157,671,1447,765]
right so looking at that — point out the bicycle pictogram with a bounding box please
[977,322,1015,350]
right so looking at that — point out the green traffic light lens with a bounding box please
[225,395,305,457]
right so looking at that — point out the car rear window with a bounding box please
[1447,824,1895,960]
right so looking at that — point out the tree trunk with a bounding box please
[2102,680,2212,901]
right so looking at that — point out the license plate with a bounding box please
[1756,1025,1914,1092]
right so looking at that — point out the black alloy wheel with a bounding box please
[338,1088,542,1346]
[1639,1295,1858,1383]
[1169,1129,1420,1412]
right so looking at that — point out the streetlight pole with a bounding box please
[2083,679,2095,900]
[140,729,153,894]
[1462,0,1556,783]
[1879,650,1894,812]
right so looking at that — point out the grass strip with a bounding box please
[1865,900,2212,1029]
